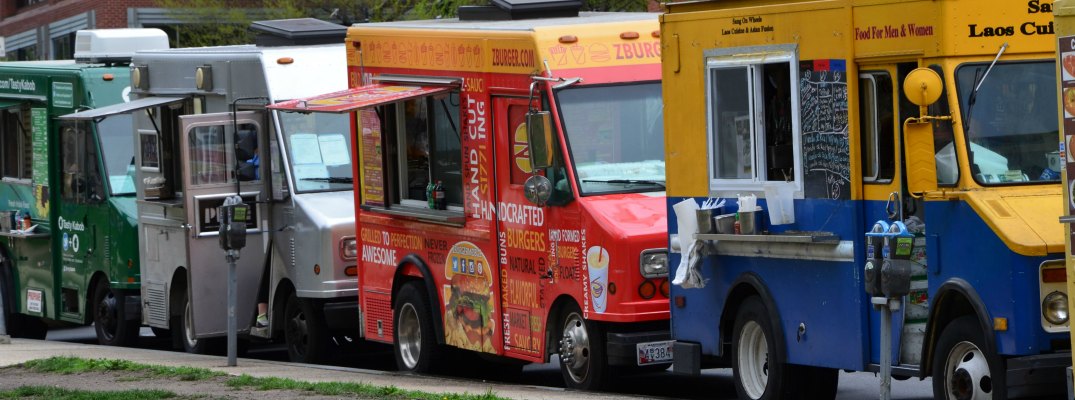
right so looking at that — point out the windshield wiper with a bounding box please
[302,177,353,183]
[963,42,1008,136]
[583,179,665,187]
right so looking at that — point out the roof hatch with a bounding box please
[459,0,583,21]
[249,18,347,47]
[73,28,169,65]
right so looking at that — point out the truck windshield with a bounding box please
[956,60,1059,185]
[277,111,353,193]
[97,114,136,196]
[556,82,665,195]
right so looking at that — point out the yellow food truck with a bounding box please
[662,0,1067,398]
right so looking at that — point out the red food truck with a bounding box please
[271,5,668,389]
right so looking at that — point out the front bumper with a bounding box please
[606,330,671,366]
[1008,352,1070,398]
[321,298,358,331]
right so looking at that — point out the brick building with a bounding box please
[1,1,665,61]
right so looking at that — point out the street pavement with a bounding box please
[0,337,645,400]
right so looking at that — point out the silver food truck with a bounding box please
[59,19,355,363]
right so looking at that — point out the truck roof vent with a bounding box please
[74,28,169,65]
[459,0,583,21]
[249,18,347,47]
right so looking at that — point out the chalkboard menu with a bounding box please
[800,60,850,199]
[31,108,48,186]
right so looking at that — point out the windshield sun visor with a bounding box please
[268,84,453,113]
[58,96,186,120]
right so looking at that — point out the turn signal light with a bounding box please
[559,35,578,44]
[639,280,656,299]
[620,31,640,40]
[313,264,321,275]
[608,282,617,295]
[1042,268,1066,283]
[651,30,660,38]
[102,73,114,81]
[345,266,357,276]
[277,57,294,65]
[659,279,669,298]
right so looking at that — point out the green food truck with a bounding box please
[0,29,168,345]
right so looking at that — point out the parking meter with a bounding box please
[880,221,913,298]
[863,221,889,297]
[218,196,248,252]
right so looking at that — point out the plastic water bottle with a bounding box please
[426,181,435,209]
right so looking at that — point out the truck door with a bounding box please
[178,111,268,338]
[58,119,107,318]
[493,95,550,362]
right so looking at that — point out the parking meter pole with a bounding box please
[227,250,238,367]
[0,278,10,344]
[874,297,892,400]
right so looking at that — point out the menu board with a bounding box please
[1059,35,1075,254]
[359,109,385,207]
[31,108,48,185]
[800,59,850,200]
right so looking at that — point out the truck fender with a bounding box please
[392,254,445,345]
[719,273,786,360]
[920,278,994,377]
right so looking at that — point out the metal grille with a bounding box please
[364,294,393,340]
[145,283,168,327]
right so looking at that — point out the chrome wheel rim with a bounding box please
[944,341,992,400]
[397,303,421,370]
[737,320,769,399]
[183,299,198,350]
[559,311,591,384]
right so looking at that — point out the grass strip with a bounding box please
[23,356,221,381]
[0,385,179,400]
[226,374,506,400]
[21,356,508,400]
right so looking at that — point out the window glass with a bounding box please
[52,32,75,60]
[278,111,353,193]
[60,120,103,203]
[189,125,229,186]
[706,54,799,190]
[1,108,23,179]
[955,61,1057,185]
[382,92,462,209]
[557,82,665,195]
[97,114,136,195]
[859,72,895,182]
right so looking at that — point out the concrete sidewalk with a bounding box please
[0,338,650,400]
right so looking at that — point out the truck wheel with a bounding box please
[932,316,1004,400]
[732,296,798,400]
[393,281,440,373]
[284,292,329,364]
[558,302,609,390]
[178,290,208,354]
[93,280,138,346]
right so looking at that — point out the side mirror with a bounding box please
[903,119,938,194]
[526,111,554,170]
[902,68,943,108]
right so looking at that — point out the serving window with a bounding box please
[1,105,31,181]
[382,92,463,210]
[705,45,802,196]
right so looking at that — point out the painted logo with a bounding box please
[586,246,609,313]
[443,241,496,354]
[513,122,531,174]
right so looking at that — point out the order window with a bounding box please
[1,107,31,180]
[705,46,802,194]
[60,120,104,203]
[383,92,462,209]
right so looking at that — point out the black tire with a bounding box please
[393,281,440,373]
[557,302,609,390]
[150,327,170,338]
[284,292,329,364]
[793,365,839,400]
[92,279,138,346]
[932,316,1005,400]
[731,296,798,400]
[177,289,209,354]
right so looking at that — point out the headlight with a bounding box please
[639,249,668,278]
[340,237,358,261]
[1042,291,1068,325]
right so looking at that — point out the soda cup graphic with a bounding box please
[587,246,609,313]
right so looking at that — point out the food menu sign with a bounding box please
[1061,35,1075,254]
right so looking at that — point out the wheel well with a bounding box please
[85,272,109,325]
[391,255,445,345]
[921,281,989,377]
[543,294,579,362]
[271,279,294,337]
[720,282,761,355]
[169,268,187,319]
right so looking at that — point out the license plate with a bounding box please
[636,340,674,365]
